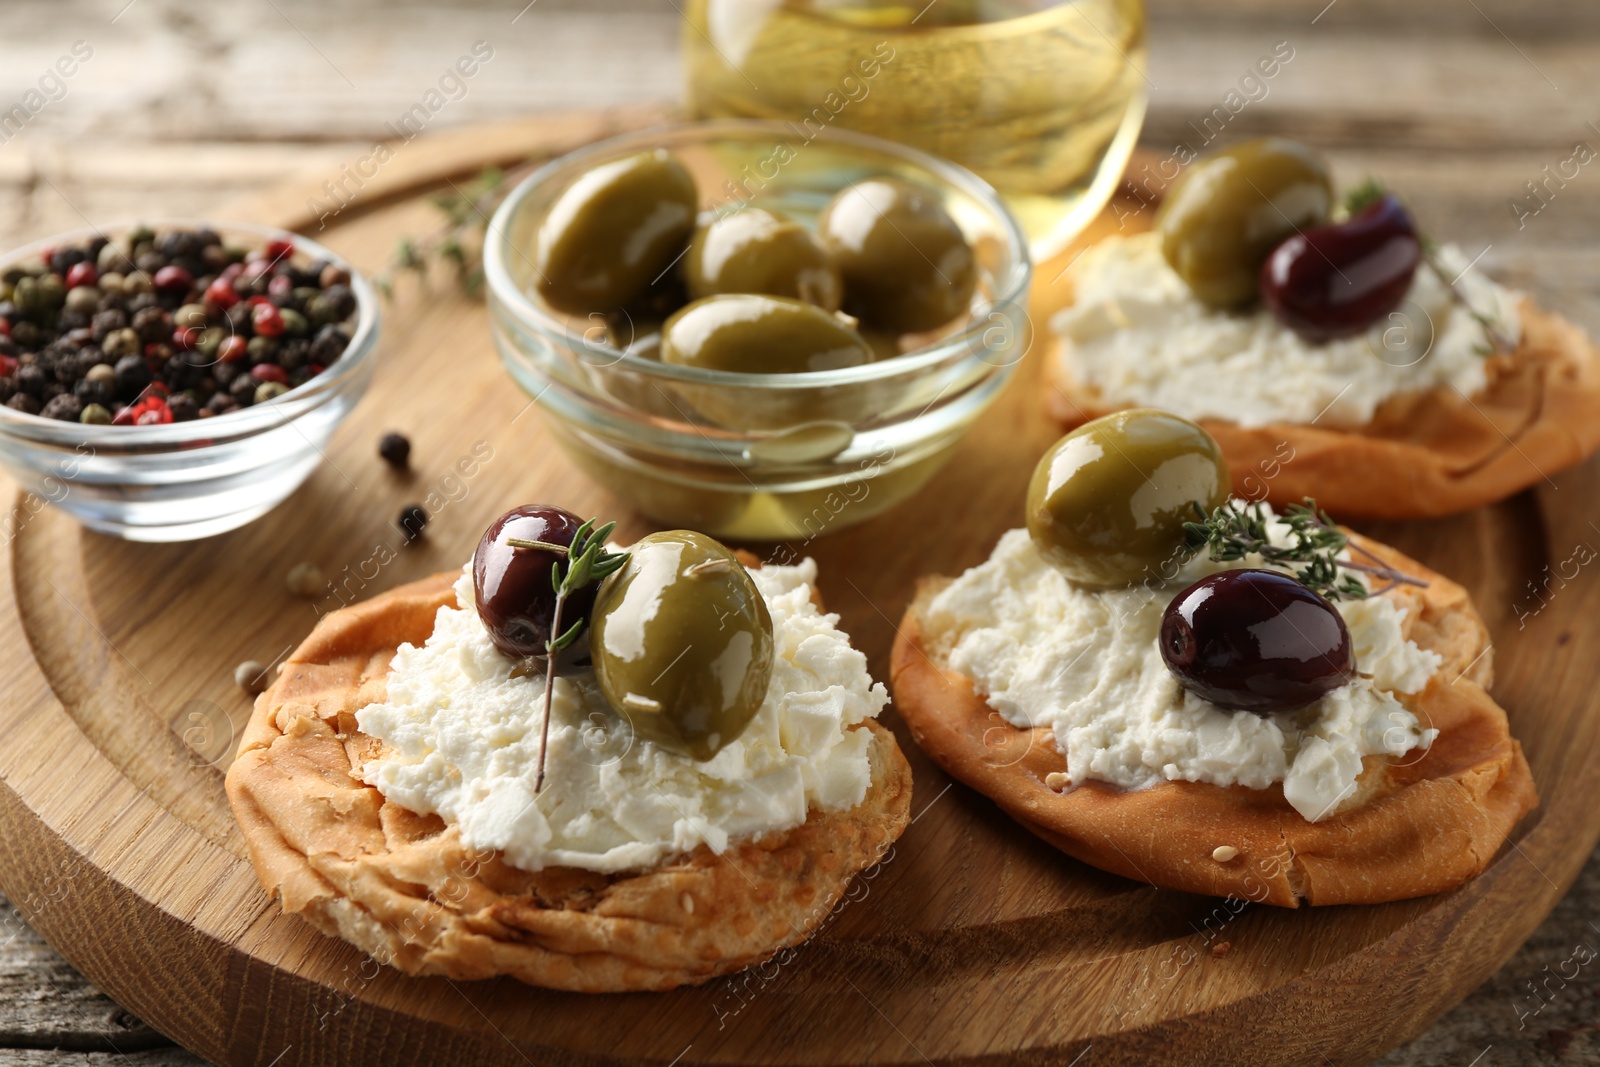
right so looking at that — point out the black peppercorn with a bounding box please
[17,364,47,397]
[398,503,428,542]
[309,324,349,365]
[40,393,82,422]
[112,353,151,399]
[168,391,200,422]
[7,393,40,415]
[378,432,411,470]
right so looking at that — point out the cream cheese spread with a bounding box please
[921,517,1442,821]
[1051,232,1522,430]
[356,559,887,874]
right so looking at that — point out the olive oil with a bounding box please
[683,0,1147,258]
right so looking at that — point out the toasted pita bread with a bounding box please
[891,535,1536,906]
[1046,299,1600,519]
[226,571,912,992]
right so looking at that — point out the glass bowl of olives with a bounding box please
[485,121,1031,541]
[0,219,380,541]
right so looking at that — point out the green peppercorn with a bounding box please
[127,226,155,248]
[254,381,289,404]
[11,277,39,317]
[0,280,12,303]
[37,274,66,311]
[304,294,338,326]
[85,363,116,387]
[174,303,208,329]
[278,308,309,338]
[80,403,112,425]
[123,271,153,295]
[246,336,278,362]
[102,328,141,359]
[197,327,225,358]
[64,286,100,316]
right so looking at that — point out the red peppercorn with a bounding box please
[264,238,296,264]
[247,295,273,308]
[172,326,201,350]
[220,262,245,283]
[136,398,173,425]
[205,278,240,308]
[267,274,295,300]
[217,335,248,363]
[37,246,55,265]
[154,265,194,296]
[65,262,98,289]
[250,363,289,384]
[0,354,17,376]
[0,318,10,339]
[251,303,284,338]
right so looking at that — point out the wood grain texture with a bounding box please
[0,107,1594,1067]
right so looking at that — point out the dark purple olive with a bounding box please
[1260,193,1421,343]
[1160,569,1354,715]
[473,504,594,659]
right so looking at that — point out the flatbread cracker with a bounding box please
[1046,298,1600,518]
[226,571,912,992]
[891,535,1537,906]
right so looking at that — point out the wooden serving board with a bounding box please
[0,110,1595,1067]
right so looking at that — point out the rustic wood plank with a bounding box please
[0,894,186,1057]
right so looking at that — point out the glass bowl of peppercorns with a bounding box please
[0,220,378,541]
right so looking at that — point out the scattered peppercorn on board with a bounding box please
[0,110,1593,1067]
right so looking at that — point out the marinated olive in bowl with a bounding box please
[534,150,697,315]
[1156,138,1333,309]
[487,121,1031,540]
[1026,409,1230,587]
[662,295,872,375]
[590,530,774,759]
[819,177,979,334]
[686,208,842,310]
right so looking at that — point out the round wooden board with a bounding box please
[0,110,1595,1067]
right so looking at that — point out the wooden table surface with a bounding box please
[2,1,1598,1064]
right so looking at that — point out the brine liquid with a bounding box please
[683,0,1148,258]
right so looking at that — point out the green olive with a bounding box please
[1155,138,1333,309]
[591,531,774,760]
[535,150,698,314]
[685,208,842,311]
[660,294,872,374]
[1026,409,1230,587]
[818,178,977,334]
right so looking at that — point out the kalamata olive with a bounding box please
[535,150,698,315]
[1156,138,1334,308]
[1160,569,1355,714]
[818,178,977,333]
[591,531,774,760]
[1027,409,1231,588]
[685,208,842,311]
[473,504,594,659]
[660,294,872,374]
[1259,193,1422,342]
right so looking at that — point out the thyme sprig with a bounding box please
[374,167,509,300]
[1182,498,1427,601]
[507,518,629,792]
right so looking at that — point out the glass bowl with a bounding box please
[0,221,379,542]
[485,120,1032,541]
